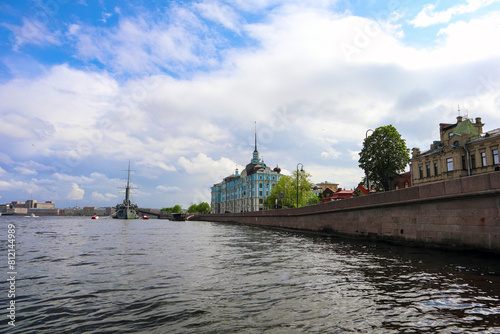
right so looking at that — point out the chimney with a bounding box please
[457,116,463,122]
[475,117,482,124]
[412,147,421,158]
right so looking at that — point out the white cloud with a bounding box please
[1,2,500,208]
[156,185,182,193]
[410,0,500,27]
[0,179,31,191]
[13,166,37,175]
[13,160,54,176]
[54,173,94,184]
[320,147,341,159]
[195,1,242,32]
[0,64,117,126]
[434,11,500,63]
[348,150,361,161]
[91,191,117,202]
[67,183,84,200]
[178,153,238,175]
[2,18,61,50]
[68,6,222,74]
[135,154,177,173]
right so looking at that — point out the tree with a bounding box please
[187,202,211,213]
[161,204,182,213]
[359,125,410,191]
[265,170,316,208]
[197,202,210,213]
[353,188,364,197]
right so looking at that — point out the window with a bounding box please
[434,163,438,176]
[481,152,487,167]
[493,149,499,165]
[471,154,476,169]
[419,166,423,179]
[447,158,454,171]
[462,155,466,170]
[426,164,431,177]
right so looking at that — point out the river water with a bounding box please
[1,216,500,333]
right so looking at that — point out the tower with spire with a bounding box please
[210,123,283,213]
[251,121,260,163]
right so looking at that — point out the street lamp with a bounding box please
[296,163,304,208]
[365,129,374,191]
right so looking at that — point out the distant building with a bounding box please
[35,201,55,209]
[83,207,97,216]
[316,181,339,192]
[29,208,60,216]
[321,184,373,202]
[411,116,500,186]
[321,187,354,202]
[310,184,324,197]
[0,199,57,215]
[390,172,411,190]
[211,126,283,213]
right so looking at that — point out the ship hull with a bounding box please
[113,162,139,219]
[113,206,139,219]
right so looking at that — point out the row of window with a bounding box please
[214,182,276,202]
[225,174,280,187]
[418,149,499,179]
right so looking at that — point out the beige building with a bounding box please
[316,181,339,192]
[83,206,98,216]
[411,116,500,186]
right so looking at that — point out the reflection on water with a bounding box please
[0,216,499,333]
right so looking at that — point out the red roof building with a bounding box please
[321,187,354,202]
[389,171,412,190]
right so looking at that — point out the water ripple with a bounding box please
[1,217,500,333]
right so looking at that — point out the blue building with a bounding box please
[211,128,282,213]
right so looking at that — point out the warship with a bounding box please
[113,162,139,219]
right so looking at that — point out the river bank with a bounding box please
[191,172,500,253]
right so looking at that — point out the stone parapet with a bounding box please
[191,172,500,253]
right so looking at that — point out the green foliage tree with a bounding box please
[187,202,211,213]
[265,170,316,208]
[353,188,364,197]
[358,125,410,191]
[197,202,210,213]
[161,204,182,213]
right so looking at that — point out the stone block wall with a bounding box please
[192,172,500,253]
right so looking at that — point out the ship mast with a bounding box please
[125,160,131,207]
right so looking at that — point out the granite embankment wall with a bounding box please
[192,172,500,253]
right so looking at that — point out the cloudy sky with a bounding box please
[1,0,500,209]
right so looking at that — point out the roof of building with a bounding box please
[415,126,500,159]
[468,127,500,145]
[454,119,480,138]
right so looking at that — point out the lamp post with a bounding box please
[365,129,374,191]
[296,163,304,208]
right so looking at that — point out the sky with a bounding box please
[1,0,500,209]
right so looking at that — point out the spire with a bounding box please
[254,121,258,152]
[251,122,260,163]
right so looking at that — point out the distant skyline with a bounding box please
[1,0,500,209]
